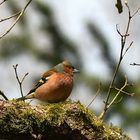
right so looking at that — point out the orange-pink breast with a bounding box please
[34,73,73,103]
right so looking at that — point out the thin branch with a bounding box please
[122,41,133,58]
[99,4,139,119]
[107,76,128,108]
[130,63,140,66]
[21,72,29,83]
[0,0,32,40]
[106,3,134,105]
[87,83,101,108]
[114,87,135,96]
[0,11,21,22]
[131,7,140,18]
[0,0,7,6]
[116,24,123,37]
[0,90,8,100]
[99,76,129,119]
[13,64,29,98]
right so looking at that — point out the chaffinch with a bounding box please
[17,60,79,103]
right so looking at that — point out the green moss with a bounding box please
[0,100,131,140]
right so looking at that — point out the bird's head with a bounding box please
[54,60,79,75]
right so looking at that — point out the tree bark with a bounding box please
[0,100,131,140]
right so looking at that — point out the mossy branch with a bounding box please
[0,100,131,140]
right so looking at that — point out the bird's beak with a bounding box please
[73,68,79,73]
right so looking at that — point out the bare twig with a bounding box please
[130,63,140,66]
[116,24,123,37]
[0,0,7,6]
[0,0,32,40]
[99,4,139,119]
[122,41,133,58]
[107,76,128,109]
[0,11,21,22]
[131,7,140,17]
[128,5,140,18]
[0,90,8,100]
[99,76,130,119]
[13,64,28,98]
[87,83,101,108]
[114,87,135,96]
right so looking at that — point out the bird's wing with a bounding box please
[27,77,49,95]
[27,69,57,95]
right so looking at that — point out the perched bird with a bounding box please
[17,60,79,103]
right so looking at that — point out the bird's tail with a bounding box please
[16,96,27,101]
[16,92,35,101]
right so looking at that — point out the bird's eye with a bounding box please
[72,66,75,69]
[42,77,46,81]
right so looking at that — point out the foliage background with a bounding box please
[0,0,140,139]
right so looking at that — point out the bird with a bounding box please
[17,60,79,103]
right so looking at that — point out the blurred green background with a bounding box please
[0,0,140,139]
